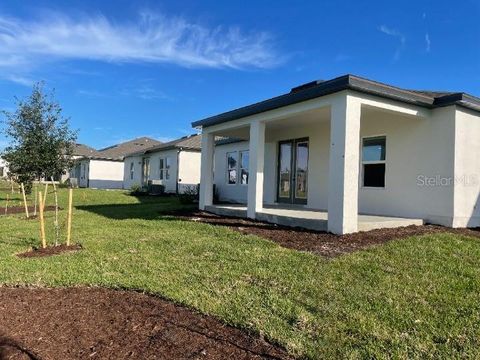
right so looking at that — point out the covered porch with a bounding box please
[198,89,430,234]
[205,204,423,232]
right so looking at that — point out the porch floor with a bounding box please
[205,204,424,232]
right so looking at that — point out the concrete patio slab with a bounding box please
[205,204,424,233]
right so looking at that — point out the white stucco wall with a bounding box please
[452,106,480,227]
[88,159,124,189]
[358,106,456,225]
[123,155,143,190]
[178,150,201,193]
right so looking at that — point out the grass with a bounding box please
[0,183,479,358]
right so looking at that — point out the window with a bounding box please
[130,162,134,180]
[226,152,238,184]
[159,158,165,180]
[239,151,249,185]
[165,157,171,180]
[362,136,386,188]
[159,157,172,180]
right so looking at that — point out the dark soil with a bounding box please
[17,244,82,258]
[166,209,480,258]
[0,205,57,216]
[0,287,292,360]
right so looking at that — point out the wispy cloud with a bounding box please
[0,9,281,85]
[378,25,406,61]
[425,32,431,52]
[5,75,34,86]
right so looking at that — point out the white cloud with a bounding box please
[425,32,431,52]
[378,25,406,61]
[0,10,281,82]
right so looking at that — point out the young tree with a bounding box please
[1,82,77,192]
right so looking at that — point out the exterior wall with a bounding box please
[214,141,249,203]
[88,159,124,189]
[452,107,480,227]
[123,155,143,190]
[178,150,201,193]
[78,159,90,188]
[211,106,458,226]
[358,106,456,225]
[0,158,8,178]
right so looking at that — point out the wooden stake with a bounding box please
[34,185,38,216]
[66,188,73,246]
[38,191,46,248]
[51,178,59,246]
[21,183,29,218]
[4,194,9,215]
[43,183,48,210]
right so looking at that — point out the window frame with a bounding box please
[361,135,387,189]
[130,162,134,180]
[226,151,238,185]
[239,150,249,186]
[165,157,171,180]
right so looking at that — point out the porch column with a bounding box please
[328,94,361,234]
[247,121,266,219]
[199,131,214,210]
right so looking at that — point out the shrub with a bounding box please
[179,184,199,204]
[129,183,147,196]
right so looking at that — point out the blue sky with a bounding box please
[0,0,479,149]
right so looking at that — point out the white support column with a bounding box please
[328,93,361,234]
[199,131,214,210]
[247,121,266,219]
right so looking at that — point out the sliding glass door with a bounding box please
[277,138,309,204]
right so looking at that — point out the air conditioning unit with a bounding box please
[148,180,165,195]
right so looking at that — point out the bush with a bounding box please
[179,184,199,204]
[129,184,147,196]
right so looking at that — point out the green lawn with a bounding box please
[0,184,479,358]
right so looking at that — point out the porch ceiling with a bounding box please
[212,106,330,139]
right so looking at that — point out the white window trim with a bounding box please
[361,135,387,190]
[239,150,249,186]
[226,151,239,185]
[159,157,172,181]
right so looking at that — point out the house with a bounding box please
[0,157,8,178]
[123,134,201,193]
[71,137,162,189]
[192,74,480,235]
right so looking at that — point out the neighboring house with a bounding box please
[123,134,201,193]
[192,74,480,234]
[0,157,8,178]
[71,137,162,189]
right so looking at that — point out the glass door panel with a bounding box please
[278,141,292,202]
[294,140,309,202]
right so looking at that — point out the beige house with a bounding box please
[123,134,201,194]
[70,137,161,189]
[193,74,480,234]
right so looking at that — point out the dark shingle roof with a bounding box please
[192,74,480,128]
[96,137,162,160]
[73,144,100,157]
[125,134,202,157]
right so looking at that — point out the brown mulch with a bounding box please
[17,244,82,258]
[166,209,480,258]
[0,287,292,360]
[0,206,57,216]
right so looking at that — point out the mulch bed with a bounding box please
[0,287,292,360]
[166,209,480,258]
[17,244,83,259]
[0,205,57,216]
